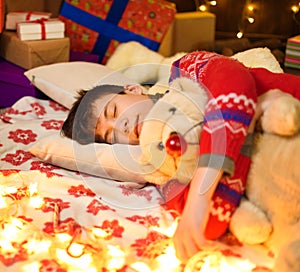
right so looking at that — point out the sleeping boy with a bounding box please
[61,50,300,262]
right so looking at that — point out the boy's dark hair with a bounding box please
[61,84,125,145]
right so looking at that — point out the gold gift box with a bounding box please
[159,11,216,57]
[0,30,70,69]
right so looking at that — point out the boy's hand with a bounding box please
[173,167,223,262]
[173,201,207,261]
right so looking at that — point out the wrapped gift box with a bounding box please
[58,0,176,64]
[69,51,99,63]
[159,11,216,57]
[0,31,70,69]
[17,19,65,41]
[284,35,300,69]
[5,11,51,30]
[0,58,47,107]
[0,0,3,33]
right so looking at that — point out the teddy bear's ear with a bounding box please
[170,77,208,112]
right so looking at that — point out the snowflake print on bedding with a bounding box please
[1,150,33,166]
[8,129,37,145]
[41,120,64,130]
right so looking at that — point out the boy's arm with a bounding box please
[173,167,223,262]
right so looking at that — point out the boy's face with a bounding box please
[95,92,154,145]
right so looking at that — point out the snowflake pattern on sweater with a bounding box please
[170,51,257,172]
[165,51,300,239]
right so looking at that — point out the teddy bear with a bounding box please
[229,94,300,272]
[228,46,300,272]
[107,42,300,270]
[139,76,207,185]
[106,41,186,93]
[138,72,300,272]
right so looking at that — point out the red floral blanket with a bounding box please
[0,97,274,271]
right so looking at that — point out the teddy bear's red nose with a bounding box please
[166,132,187,157]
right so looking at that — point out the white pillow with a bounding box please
[29,132,147,184]
[24,62,137,109]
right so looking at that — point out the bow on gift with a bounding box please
[33,18,48,39]
[17,18,49,40]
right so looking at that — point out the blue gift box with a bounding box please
[59,0,176,63]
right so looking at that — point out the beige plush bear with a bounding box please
[106,41,186,92]
[229,94,300,272]
[139,74,300,272]
[139,77,207,184]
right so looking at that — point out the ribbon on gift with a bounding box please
[34,18,48,39]
[13,11,51,19]
[60,0,160,63]
[0,0,3,33]
[18,18,48,40]
[25,11,33,20]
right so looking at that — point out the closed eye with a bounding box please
[104,101,117,120]
[113,104,117,118]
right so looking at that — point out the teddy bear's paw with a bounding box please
[229,199,272,244]
[274,239,300,272]
[143,172,171,185]
[261,95,300,136]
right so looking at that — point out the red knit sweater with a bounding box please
[163,51,300,239]
[170,51,257,175]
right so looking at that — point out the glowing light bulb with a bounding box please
[24,238,51,254]
[22,262,40,272]
[247,17,255,23]
[0,239,15,252]
[199,4,207,12]
[5,186,17,194]
[130,262,152,272]
[247,4,254,12]
[151,220,178,237]
[237,31,244,38]
[29,183,38,196]
[106,245,126,270]
[292,5,299,13]
[29,195,44,208]
[92,227,109,239]
[184,250,256,272]
[68,242,85,257]
[154,245,181,272]
[56,233,72,243]
[0,195,7,208]
[210,1,217,6]
[56,248,94,269]
[2,218,24,239]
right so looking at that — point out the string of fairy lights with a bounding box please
[194,0,300,38]
[0,174,257,271]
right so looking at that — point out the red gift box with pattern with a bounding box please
[0,0,4,33]
[59,0,176,64]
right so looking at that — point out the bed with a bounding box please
[0,56,275,271]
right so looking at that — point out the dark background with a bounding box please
[169,0,300,39]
